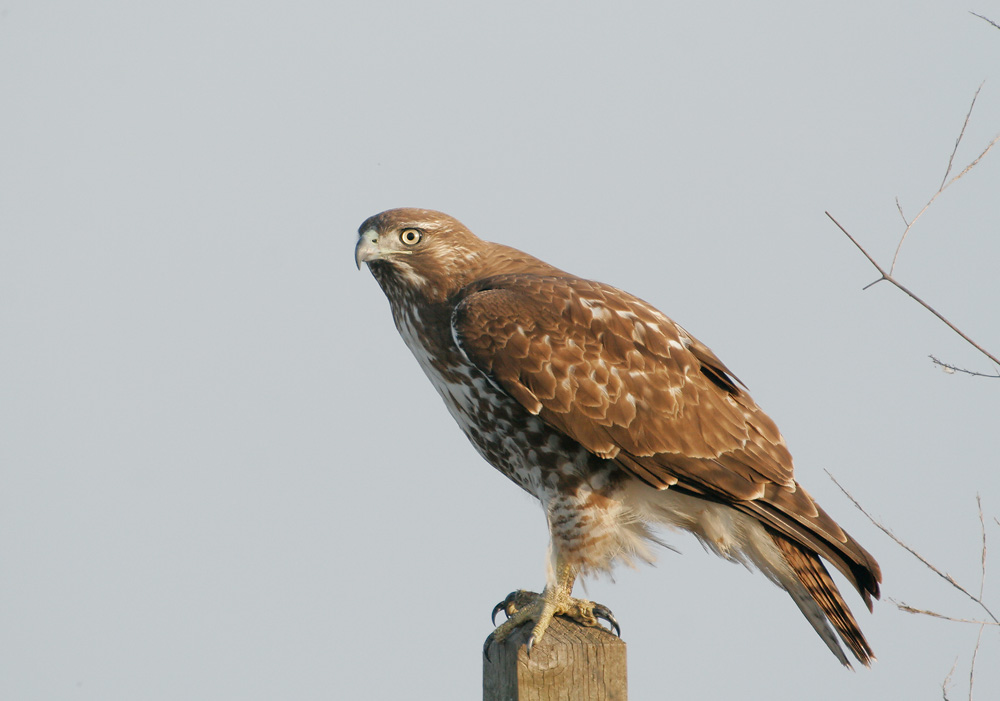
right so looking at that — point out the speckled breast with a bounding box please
[394,305,603,501]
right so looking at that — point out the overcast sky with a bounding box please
[2,2,999,699]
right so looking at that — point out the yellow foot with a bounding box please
[483,589,621,659]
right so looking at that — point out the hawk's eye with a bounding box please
[400,228,422,246]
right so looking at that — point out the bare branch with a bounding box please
[892,600,999,626]
[826,472,999,624]
[895,196,909,226]
[940,83,982,190]
[943,657,959,701]
[825,212,887,275]
[825,213,1000,371]
[890,84,999,275]
[832,480,997,699]
[968,624,985,701]
[978,495,988,601]
[952,129,1000,187]
[930,356,1000,379]
[827,84,1000,377]
[970,12,1000,31]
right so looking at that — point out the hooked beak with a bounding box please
[355,231,381,270]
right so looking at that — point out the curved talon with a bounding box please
[592,604,621,637]
[485,589,618,659]
[491,600,506,626]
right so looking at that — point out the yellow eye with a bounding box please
[400,228,422,246]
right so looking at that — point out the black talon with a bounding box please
[526,633,535,657]
[491,600,506,626]
[593,604,621,637]
[491,590,524,625]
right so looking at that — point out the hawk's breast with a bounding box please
[394,306,603,500]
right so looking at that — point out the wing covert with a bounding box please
[451,274,795,495]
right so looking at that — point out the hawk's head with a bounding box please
[355,208,484,304]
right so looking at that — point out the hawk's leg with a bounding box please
[483,561,620,658]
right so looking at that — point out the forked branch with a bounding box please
[829,476,997,701]
[827,474,997,625]
[826,84,1000,378]
[825,212,1000,375]
[890,84,995,275]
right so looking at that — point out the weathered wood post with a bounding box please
[483,616,627,700]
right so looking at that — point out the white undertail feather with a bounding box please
[615,481,853,666]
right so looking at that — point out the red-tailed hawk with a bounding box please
[355,208,880,667]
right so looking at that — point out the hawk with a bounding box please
[355,208,880,667]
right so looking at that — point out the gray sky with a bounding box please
[2,2,999,699]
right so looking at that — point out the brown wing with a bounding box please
[451,273,880,604]
[452,273,794,489]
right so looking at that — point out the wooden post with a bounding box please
[483,616,627,700]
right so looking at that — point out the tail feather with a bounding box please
[772,533,875,668]
[625,482,878,666]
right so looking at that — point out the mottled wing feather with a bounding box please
[452,273,881,604]
[452,274,794,489]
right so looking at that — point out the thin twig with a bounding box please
[827,83,1000,376]
[832,480,998,699]
[943,657,959,701]
[978,495,988,601]
[826,473,999,625]
[968,624,985,701]
[825,213,1000,371]
[940,84,982,190]
[951,129,1000,186]
[890,84,999,274]
[892,600,999,625]
[895,196,909,226]
[825,212,885,273]
[970,12,1000,31]
[930,356,1000,379]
